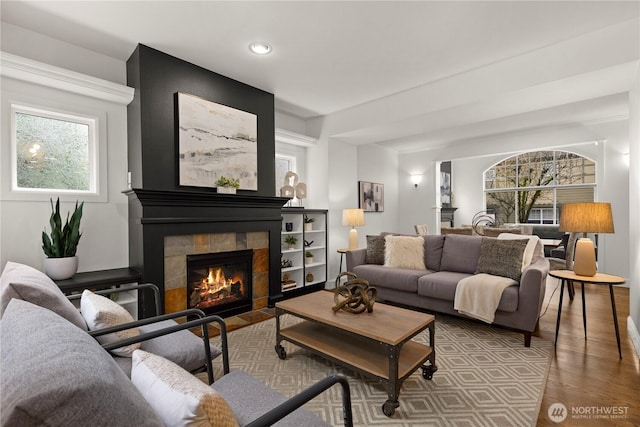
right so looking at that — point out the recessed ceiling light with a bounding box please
[249,41,272,55]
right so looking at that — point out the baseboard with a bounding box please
[628,316,640,359]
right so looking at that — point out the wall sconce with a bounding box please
[410,174,422,187]
[342,208,365,250]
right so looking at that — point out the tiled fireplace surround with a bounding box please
[163,231,270,314]
[126,189,287,318]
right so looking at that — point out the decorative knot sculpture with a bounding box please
[332,272,377,314]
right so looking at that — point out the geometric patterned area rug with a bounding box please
[210,313,552,427]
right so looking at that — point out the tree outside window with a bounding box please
[484,151,595,225]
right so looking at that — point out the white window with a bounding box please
[11,104,98,196]
[275,154,297,196]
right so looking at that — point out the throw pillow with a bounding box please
[0,261,87,330]
[384,235,426,270]
[1,299,162,427]
[131,350,239,427]
[476,238,529,282]
[81,289,140,357]
[365,235,385,264]
[497,233,541,271]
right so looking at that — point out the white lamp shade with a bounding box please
[342,209,365,227]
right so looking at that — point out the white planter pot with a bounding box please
[305,256,314,265]
[44,256,78,280]
[217,187,237,194]
[304,223,313,231]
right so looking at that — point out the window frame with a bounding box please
[4,100,107,202]
[483,150,596,225]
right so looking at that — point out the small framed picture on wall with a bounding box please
[359,181,384,212]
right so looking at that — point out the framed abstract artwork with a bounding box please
[359,181,384,212]
[177,92,258,190]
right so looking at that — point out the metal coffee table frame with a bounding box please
[275,295,436,417]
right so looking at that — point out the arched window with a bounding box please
[484,151,595,225]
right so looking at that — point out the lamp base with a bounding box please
[573,238,597,276]
[348,228,359,250]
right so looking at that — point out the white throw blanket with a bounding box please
[454,273,517,324]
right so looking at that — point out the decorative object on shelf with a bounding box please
[306,273,314,283]
[471,210,496,235]
[342,208,365,250]
[281,273,296,290]
[42,198,84,280]
[559,202,614,276]
[303,215,314,231]
[304,239,314,247]
[332,272,377,314]
[285,222,293,232]
[280,257,293,268]
[177,92,257,190]
[305,251,314,264]
[279,171,307,207]
[214,176,240,194]
[284,235,297,249]
[358,181,384,212]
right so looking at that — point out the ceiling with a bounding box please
[1,1,639,152]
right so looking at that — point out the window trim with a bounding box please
[483,150,597,225]
[11,103,99,195]
[3,99,108,203]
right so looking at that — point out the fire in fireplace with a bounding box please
[186,250,253,317]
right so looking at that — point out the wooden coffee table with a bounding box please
[275,291,436,416]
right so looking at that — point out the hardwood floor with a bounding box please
[535,279,640,426]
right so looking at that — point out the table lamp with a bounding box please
[559,202,614,276]
[342,208,365,250]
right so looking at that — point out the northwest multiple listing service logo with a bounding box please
[548,402,630,423]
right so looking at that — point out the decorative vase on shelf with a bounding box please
[44,256,78,280]
[217,187,236,194]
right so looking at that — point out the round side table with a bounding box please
[549,270,625,359]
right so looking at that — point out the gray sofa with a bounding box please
[346,233,549,346]
[0,262,353,427]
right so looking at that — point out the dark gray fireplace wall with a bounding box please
[126,44,275,196]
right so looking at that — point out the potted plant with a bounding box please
[304,215,314,231]
[42,198,83,280]
[284,235,297,250]
[305,251,314,264]
[214,176,240,194]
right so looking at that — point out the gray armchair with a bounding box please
[547,232,579,299]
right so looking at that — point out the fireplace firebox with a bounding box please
[186,250,253,317]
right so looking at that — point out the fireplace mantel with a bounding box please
[125,188,289,317]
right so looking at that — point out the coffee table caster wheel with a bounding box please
[382,400,397,417]
[422,365,437,380]
[275,344,287,360]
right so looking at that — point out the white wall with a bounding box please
[628,65,640,356]
[1,26,130,273]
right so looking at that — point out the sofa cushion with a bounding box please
[418,271,473,300]
[476,238,529,282]
[114,319,222,377]
[0,261,87,330]
[497,233,541,271]
[131,350,238,427]
[417,272,519,312]
[423,235,445,271]
[365,235,385,264]
[384,235,426,270]
[353,264,424,293]
[0,299,162,427]
[212,370,329,427]
[81,289,141,357]
[440,234,483,274]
